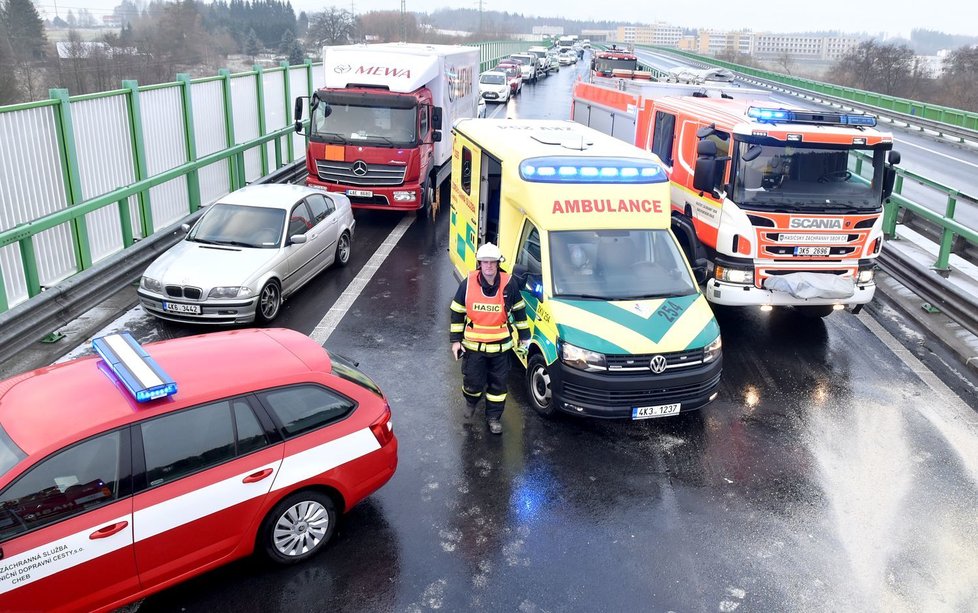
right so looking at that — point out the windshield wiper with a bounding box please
[315,131,348,144]
[188,236,219,245]
[618,293,679,300]
[366,134,395,147]
[556,293,607,300]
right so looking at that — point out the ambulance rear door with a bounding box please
[449,132,483,275]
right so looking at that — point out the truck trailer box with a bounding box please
[298,43,480,211]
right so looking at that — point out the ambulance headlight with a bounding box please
[393,191,416,202]
[857,267,875,284]
[703,336,722,363]
[208,286,253,299]
[141,276,162,293]
[714,265,753,285]
[560,341,607,372]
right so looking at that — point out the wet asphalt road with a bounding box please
[82,60,978,611]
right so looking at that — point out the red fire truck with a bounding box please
[590,46,651,81]
[572,79,901,316]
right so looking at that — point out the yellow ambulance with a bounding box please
[449,119,722,420]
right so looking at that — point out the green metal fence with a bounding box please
[0,40,534,313]
[638,45,978,133]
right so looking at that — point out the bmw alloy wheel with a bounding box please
[257,281,281,322]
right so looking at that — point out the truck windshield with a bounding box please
[731,141,886,212]
[311,99,418,147]
[593,57,637,73]
[549,229,697,300]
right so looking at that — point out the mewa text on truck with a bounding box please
[572,79,901,317]
[294,43,480,211]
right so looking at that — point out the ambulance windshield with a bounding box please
[732,142,886,212]
[549,229,697,300]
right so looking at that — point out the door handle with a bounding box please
[89,521,128,539]
[243,468,274,483]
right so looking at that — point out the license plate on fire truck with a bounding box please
[794,246,831,256]
[631,403,681,419]
[347,189,373,198]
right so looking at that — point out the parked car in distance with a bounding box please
[558,50,577,66]
[479,70,511,103]
[138,183,355,325]
[0,328,397,613]
[494,62,523,96]
[509,53,540,82]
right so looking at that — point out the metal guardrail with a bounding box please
[0,158,306,367]
[636,45,978,138]
[878,245,978,339]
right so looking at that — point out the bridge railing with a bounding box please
[634,45,978,134]
[0,41,532,314]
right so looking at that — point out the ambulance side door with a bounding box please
[0,430,138,612]
[131,396,284,590]
[450,136,482,273]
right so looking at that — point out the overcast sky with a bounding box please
[32,0,973,40]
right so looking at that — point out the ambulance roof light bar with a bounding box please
[93,331,178,402]
[747,106,877,127]
[520,156,667,184]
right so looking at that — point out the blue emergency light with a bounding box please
[747,106,878,127]
[93,331,178,402]
[520,156,667,184]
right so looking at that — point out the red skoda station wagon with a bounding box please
[0,328,397,612]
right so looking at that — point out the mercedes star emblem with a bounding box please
[352,161,368,176]
[649,355,667,374]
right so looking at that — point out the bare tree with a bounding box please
[0,17,20,103]
[306,7,357,48]
[775,50,794,76]
[833,40,921,97]
[940,45,978,112]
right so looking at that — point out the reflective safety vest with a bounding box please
[464,271,511,344]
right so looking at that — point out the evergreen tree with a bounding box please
[279,27,295,54]
[5,0,49,60]
[288,40,304,65]
[244,27,260,58]
[0,15,21,104]
[297,11,308,37]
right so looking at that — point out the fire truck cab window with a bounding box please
[652,111,676,167]
[0,431,123,540]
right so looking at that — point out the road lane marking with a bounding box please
[311,215,415,344]
[892,138,978,169]
[859,311,978,486]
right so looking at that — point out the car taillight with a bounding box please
[370,404,394,446]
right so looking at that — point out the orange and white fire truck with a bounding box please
[590,46,651,81]
[571,79,901,316]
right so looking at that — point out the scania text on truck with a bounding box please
[571,79,901,316]
[294,43,479,212]
[449,119,722,420]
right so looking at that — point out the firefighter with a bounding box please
[450,243,530,434]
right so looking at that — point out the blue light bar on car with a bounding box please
[747,107,791,122]
[747,106,878,127]
[93,332,177,402]
[519,156,667,184]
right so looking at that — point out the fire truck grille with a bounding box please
[315,161,406,186]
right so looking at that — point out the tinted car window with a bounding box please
[260,385,355,437]
[0,431,123,540]
[141,402,235,487]
[305,194,330,224]
[233,400,268,456]
[288,202,314,237]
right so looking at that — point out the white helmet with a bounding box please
[476,242,504,262]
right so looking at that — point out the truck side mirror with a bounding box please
[293,96,305,122]
[696,139,717,157]
[693,259,709,284]
[888,150,901,165]
[693,157,717,193]
[882,166,897,200]
[432,130,442,143]
[432,107,443,130]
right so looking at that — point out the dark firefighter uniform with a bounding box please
[450,270,530,420]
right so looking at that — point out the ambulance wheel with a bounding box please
[334,231,351,267]
[260,490,337,565]
[797,305,835,318]
[256,280,282,323]
[526,353,557,417]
